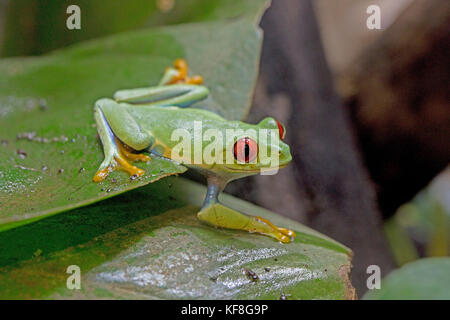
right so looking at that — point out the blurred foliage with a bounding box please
[384,175,450,266]
[1,0,267,57]
[364,257,450,300]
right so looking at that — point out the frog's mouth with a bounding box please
[223,162,289,173]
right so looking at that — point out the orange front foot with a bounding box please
[93,139,151,182]
[167,58,203,85]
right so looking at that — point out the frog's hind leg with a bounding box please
[114,84,209,108]
[93,99,152,182]
[113,58,208,108]
[197,177,296,243]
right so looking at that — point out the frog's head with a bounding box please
[210,117,292,179]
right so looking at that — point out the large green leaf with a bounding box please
[364,258,450,300]
[2,0,269,57]
[0,177,354,300]
[0,12,263,228]
[384,171,450,266]
[0,1,356,300]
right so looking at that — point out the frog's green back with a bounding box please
[125,104,253,147]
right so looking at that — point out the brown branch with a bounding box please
[256,0,395,295]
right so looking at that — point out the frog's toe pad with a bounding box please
[187,75,203,84]
[92,156,145,183]
[125,153,151,162]
[114,155,145,177]
[93,168,112,182]
[168,58,203,85]
[277,227,296,238]
[254,216,296,243]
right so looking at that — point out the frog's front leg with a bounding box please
[159,58,203,85]
[197,177,296,243]
[93,98,153,182]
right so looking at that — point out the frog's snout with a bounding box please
[278,141,292,168]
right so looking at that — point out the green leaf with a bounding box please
[364,257,450,300]
[0,177,354,300]
[2,0,269,56]
[0,11,264,228]
[384,174,450,266]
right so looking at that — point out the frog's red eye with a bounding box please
[233,137,258,163]
[275,120,286,140]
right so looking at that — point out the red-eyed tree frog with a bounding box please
[93,59,295,243]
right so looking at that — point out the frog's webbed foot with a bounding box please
[116,140,151,163]
[253,216,296,240]
[197,203,296,243]
[161,58,203,85]
[93,138,151,182]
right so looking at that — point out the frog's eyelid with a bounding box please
[275,120,286,140]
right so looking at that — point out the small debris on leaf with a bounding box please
[16,149,27,158]
[39,103,48,111]
[243,268,259,282]
[14,165,39,172]
[16,131,70,143]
